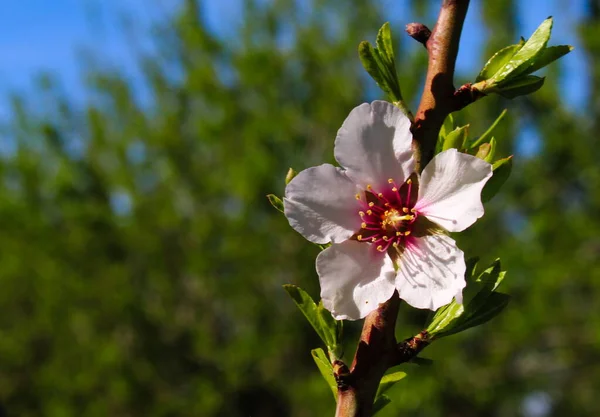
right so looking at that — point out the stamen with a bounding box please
[396,231,402,236]
[405,231,411,236]
[377,245,384,252]
[402,207,409,213]
[382,236,389,241]
[357,235,363,241]
[367,184,372,190]
[387,178,394,184]
[366,210,373,215]
[361,222,367,229]
[355,193,361,200]
[406,178,413,206]
[368,202,375,207]
[359,211,365,217]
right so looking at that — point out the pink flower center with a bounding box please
[355,178,418,253]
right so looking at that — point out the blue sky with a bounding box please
[0,0,589,124]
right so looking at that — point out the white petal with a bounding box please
[317,240,396,320]
[284,164,361,244]
[415,149,492,232]
[396,234,466,310]
[334,101,414,189]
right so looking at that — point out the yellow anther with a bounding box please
[407,179,412,184]
[392,187,398,192]
[402,207,409,213]
[357,235,363,241]
[366,184,372,190]
[378,193,383,198]
[383,236,389,241]
[371,237,377,242]
[384,203,390,207]
[377,245,384,252]
[405,231,411,236]
[355,193,361,200]
[396,231,402,236]
[388,178,394,183]
[368,202,375,207]
[361,222,367,229]
[392,242,399,247]
[410,208,416,213]
[366,210,373,215]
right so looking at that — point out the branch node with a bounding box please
[405,23,432,47]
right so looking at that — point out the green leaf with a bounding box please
[482,156,513,203]
[359,23,405,106]
[443,293,510,335]
[476,43,523,82]
[470,109,507,149]
[285,167,297,185]
[493,17,553,82]
[376,371,407,396]
[267,194,284,213]
[376,22,395,67]
[426,259,509,338]
[484,138,497,163]
[442,125,468,151]
[311,348,337,399]
[372,395,392,415]
[475,142,491,160]
[358,41,390,94]
[440,113,454,139]
[496,75,545,99]
[524,45,574,75]
[283,285,339,352]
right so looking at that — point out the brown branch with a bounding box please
[334,2,472,416]
[412,0,471,171]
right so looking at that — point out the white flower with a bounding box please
[284,101,493,320]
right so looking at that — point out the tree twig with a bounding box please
[412,0,471,171]
[334,2,472,415]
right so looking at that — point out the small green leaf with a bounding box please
[476,43,523,82]
[311,348,337,399]
[285,167,297,185]
[482,156,513,203]
[484,138,497,163]
[496,75,545,99]
[443,293,510,335]
[440,113,454,139]
[470,109,507,149]
[442,125,468,151]
[358,41,389,93]
[267,194,284,213]
[426,259,509,338]
[372,395,392,415]
[376,371,407,397]
[475,142,491,160]
[283,285,339,351]
[524,45,574,75]
[376,22,395,66]
[494,17,553,81]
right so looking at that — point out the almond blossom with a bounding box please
[284,101,493,320]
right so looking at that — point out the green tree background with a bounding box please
[0,0,598,416]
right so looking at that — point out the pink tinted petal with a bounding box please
[334,101,414,189]
[284,164,362,244]
[415,149,492,232]
[317,240,396,320]
[396,234,466,310]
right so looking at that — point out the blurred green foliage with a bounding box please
[0,0,598,416]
